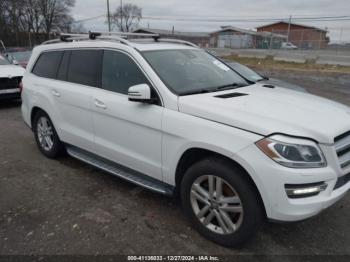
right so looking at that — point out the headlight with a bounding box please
[256,135,327,168]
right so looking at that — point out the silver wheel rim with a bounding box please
[190,175,244,235]
[37,116,54,151]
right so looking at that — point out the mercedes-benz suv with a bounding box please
[21,32,350,247]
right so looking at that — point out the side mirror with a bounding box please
[128,84,156,104]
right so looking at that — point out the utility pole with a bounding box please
[287,15,292,43]
[120,0,123,32]
[107,0,111,32]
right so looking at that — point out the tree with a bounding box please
[0,0,76,46]
[38,0,76,38]
[110,3,142,32]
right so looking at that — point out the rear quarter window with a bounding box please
[32,51,63,79]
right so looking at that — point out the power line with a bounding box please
[73,13,350,24]
[142,15,350,23]
[74,14,105,23]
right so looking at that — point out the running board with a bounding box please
[66,145,174,196]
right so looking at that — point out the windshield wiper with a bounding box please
[216,83,247,91]
[180,89,213,96]
[180,83,248,96]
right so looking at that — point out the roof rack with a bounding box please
[41,31,199,48]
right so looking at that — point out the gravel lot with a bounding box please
[0,70,349,257]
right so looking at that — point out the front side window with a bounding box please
[67,50,102,87]
[143,49,248,95]
[32,51,63,79]
[101,50,150,95]
[227,62,264,82]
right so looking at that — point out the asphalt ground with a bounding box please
[0,70,349,260]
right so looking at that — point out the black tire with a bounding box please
[33,110,65,158]
[181,157,264,247]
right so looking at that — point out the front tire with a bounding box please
[181,157,264,247]
[33,110,65,158]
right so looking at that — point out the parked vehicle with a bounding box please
[0,54,25,100]
[281,42,298,50]
[5,49,32,68]
[224,61,307,92]
[22,32,350,247]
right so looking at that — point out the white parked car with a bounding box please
[21,33,350,247]
[0,54,25,100]
[281,42,298,50]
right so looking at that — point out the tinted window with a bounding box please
[57,51,71,81]
[67,50,102,87]
[32,51,63,79]
[102,50,149,94]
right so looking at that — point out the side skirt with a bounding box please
[66,145,174,196]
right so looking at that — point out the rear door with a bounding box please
[47,49,102,152]
[92,49,163,181]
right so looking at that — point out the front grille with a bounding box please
[0,77,21,90]
[334,131,350,170]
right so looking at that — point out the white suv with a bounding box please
[22,32,350,247]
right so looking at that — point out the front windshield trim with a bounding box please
[141,49,249,96]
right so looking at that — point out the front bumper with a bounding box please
[236,144,350,222]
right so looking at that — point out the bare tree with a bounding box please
[110,3,142,32]
[0,0,76,46]
[39,0,76,38]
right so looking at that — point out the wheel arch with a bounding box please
[30,106,42,128]
[30,106,60,139]
[174,147,267,217]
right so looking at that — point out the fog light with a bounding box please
[285,182,327,199]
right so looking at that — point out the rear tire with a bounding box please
[33,110,65,159]
[181,157,264,247]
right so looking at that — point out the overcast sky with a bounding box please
[73,0,350,43]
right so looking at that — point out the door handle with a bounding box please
[94,99,107,109]
[52,89,60,97]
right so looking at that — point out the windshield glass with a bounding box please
[9,51,32,62]
[143,49,248,95]
[0,55,10,65]
[226,62,264,82]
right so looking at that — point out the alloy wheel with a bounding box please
[37,116,54,151]
[190,175,244,235]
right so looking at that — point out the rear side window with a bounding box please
[32,51,63,79]
[101,50,150,94]
[57,51,71,81]
[67,50,102,87]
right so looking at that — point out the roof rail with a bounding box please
[41,31,199,48]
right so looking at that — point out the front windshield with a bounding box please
[10,51,32,62]
[227,62,264,82]
[0,55,10,65]
[143,49,248,95]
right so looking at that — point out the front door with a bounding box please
[92,50,163,181]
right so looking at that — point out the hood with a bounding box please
[0,65,25,78]
[178,84,350,144]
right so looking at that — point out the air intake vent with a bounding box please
[263,84,275,89]
[215,92,248,99]
[334,130,350,170]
